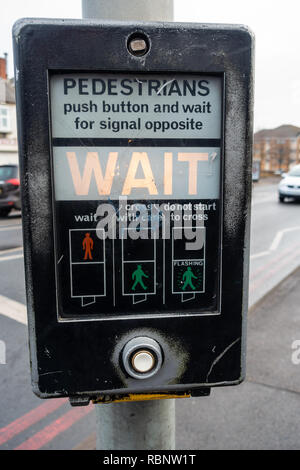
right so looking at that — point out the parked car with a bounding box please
[252,159,261,182]
[278,164,300,202]
[0,164,21,216]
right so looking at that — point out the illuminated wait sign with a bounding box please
[54,149,218,199]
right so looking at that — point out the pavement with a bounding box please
[249,179,300,307]
[176,266,300,450]
[76,178,300,450]
[76,265,300,450]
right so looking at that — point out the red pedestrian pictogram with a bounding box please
[82,233,94,260]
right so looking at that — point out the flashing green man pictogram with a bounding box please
[182,267,197,291]
[131,264,149,291]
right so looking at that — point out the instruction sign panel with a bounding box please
[50,73,222,318]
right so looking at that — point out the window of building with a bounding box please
[0,106,11,133]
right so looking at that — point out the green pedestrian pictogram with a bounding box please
[182,267,197,291]
[131,264,149,291]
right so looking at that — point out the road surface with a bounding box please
[0,180,300,449]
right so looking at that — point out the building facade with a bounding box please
[254,125,300,173]
[0,55,18,166]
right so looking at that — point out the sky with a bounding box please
[0,0,299,131]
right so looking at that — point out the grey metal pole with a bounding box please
[96,400,176,450]
[81,0,175,451]
[82,0,173,22]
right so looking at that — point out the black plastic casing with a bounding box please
[13,19,254,399]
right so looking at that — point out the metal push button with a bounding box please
[122,337,163,380]
[131,350,156,373]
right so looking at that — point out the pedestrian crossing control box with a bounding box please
[13,19,254,401]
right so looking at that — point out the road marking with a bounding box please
[0,399,67,446]
[0,246,23,255]
[250,240,300,282]
[250,248,300,293]
[0,295,27,325]
[269,226,300,252]
[250,226,300,261]
[250,251,269,260]
[0,253,23,262]
[15,406,93,450]
[0,225,22,232]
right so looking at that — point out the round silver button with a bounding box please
[131,350,156,373]
[122,337,163,380]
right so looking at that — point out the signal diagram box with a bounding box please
[13,19,254,400]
